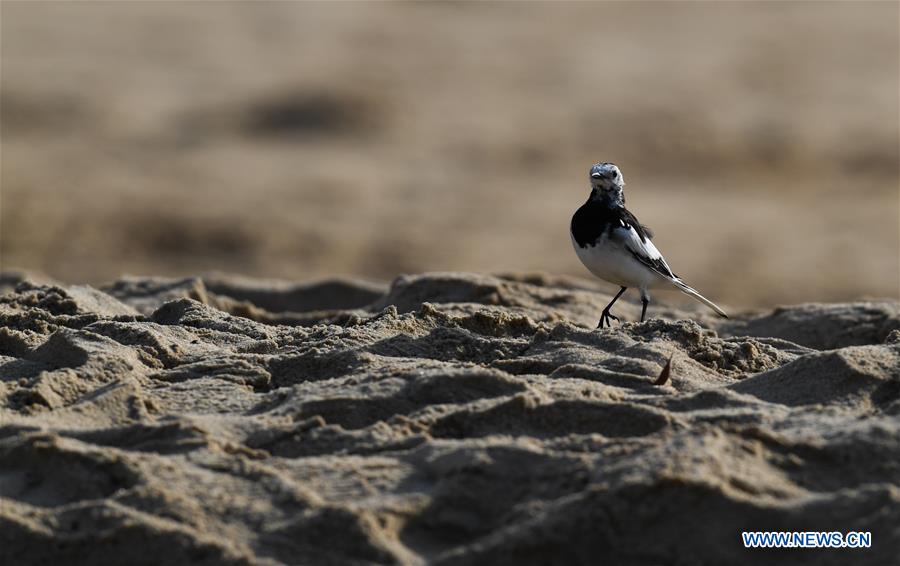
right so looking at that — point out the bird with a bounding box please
[570,162,727,328]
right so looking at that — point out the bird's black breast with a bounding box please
[570,199,651,247]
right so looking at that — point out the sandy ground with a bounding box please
[1,272,898,565]
[2,2,898,307]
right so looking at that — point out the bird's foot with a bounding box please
[597,311,620,329]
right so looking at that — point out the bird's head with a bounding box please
[589,162,625,206]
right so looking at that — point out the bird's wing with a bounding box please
[612,208,728,318]
[609,215,677,280]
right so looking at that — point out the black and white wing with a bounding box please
[611,209,678,280]
[612,208,728,317]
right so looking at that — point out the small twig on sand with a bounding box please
[654,354,673,386]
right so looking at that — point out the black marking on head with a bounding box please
[590,162,620,181]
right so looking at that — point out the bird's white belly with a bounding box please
[571,234,666,289]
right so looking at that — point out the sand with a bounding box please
[1,272,898,565]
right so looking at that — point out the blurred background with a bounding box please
[1,1,897,309]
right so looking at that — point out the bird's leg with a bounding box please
[640,296,649,322]
[598,286,628,328]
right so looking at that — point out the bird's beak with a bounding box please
[591,173,602,179]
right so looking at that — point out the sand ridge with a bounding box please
[1,273,898,565]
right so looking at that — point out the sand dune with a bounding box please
[1,273,898,565]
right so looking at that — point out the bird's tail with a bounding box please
[672,280,728,318]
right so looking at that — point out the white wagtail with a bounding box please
[571,162,727,328]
